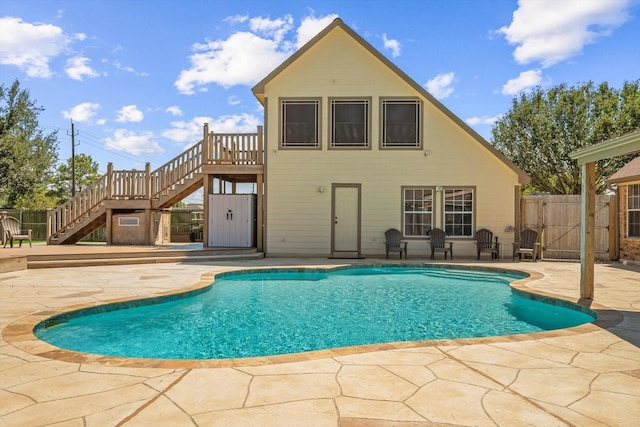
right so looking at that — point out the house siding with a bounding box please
[262,25,521,257]
[619,183,640,262]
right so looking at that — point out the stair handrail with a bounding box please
[149,140,203,200]
[47,126,264,243]
[46,169,111,241]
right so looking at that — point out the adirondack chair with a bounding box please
[384,228,407,259]
[1,216,32,248]
[476,228,499,260]
[513,228,540,261]
[429,228,453,260]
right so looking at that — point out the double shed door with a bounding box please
[208,195,255,247]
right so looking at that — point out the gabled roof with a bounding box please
[607,155,640,184]
[252,18,530,184]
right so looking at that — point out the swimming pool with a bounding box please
[35,265,595,360]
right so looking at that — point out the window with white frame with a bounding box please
[628,183,640,238]
[281,99,320,148]
[443,188,474,237]
[381,99,421,148]
[403,187,433,237]
[330,99,369,148]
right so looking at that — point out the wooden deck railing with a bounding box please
[47,125,263,243]
[203,124,263,166]
[111,169,149,199]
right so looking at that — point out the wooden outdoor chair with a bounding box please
[476,228,499,260]
[384,228,407,259]
[1,216,32,248]
[513,228,540,261]
[429,228,453,260]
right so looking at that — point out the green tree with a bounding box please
[491,80,640,194]
[12,185,59,209]
[50,154,101,202]
[0,79,59,206]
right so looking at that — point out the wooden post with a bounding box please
[203,123,209,165]
[202,174,210,247]
[106,208,112,245]
[257,173,263,252]
[145,162,151,199]
[580,161,596,299]
[536,196,544,259]
[257,125,263,165]
[514,185,521,243]
[107,162,114,198]
[610,192,619,260]
[45,209,51,245]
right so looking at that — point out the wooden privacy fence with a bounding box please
[521,194,614,260]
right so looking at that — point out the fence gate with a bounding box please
[521,195,613,260]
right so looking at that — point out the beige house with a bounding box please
[251,18,529,258]
[607,156,640,262]
[45,18,529,258]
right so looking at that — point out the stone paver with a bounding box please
[0,253,639,426]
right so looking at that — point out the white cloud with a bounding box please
[228,95,241,106]
[175,12,338,94]
[498,0,631,67]
[224,14,249,25]
[165,106,183,116]
[502,69,543,95]
[62,102,100,122]
[105,129,164,155]
[162,113,260,145]
[295,14,338,48]
[466,114,503,126]
[113,60,149,76]
[0,17,71,78]
[249,15,293,43]
[425,72,455,99]
[115,105,144,123]
[382,33,401,57]
[65,56,99,80]
[175,32,288,93]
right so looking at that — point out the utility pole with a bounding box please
[67,120,79,196]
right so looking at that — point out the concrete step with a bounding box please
[27,251,264,269]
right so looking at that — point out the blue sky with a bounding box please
[2,0,639,200]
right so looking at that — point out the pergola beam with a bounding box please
[570,129,640,300]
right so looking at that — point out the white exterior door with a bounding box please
[332,185,360,254]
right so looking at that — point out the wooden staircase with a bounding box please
[47,126,263,245]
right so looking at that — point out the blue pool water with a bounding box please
[35,266,595,360]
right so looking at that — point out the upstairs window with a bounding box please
[628,184,640,238]
[330,99,369,148]
[381,99,421,148]
[403,187,433,237]
[281,99,320,148]
[443,188,474,237]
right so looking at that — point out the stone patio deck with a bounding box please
[1,247,638,426]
